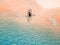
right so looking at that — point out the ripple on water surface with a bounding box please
[0,19,60,45]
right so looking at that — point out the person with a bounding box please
[27,9,32,22]
[28,9,32,17]
[26,9,35,22]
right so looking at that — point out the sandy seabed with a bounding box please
[0,0,60,45]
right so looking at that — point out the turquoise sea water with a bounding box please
[0,19,60,45]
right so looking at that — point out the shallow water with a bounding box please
[0,19,60,45]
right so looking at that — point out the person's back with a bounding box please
[28,9,32,17]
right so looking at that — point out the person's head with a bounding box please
[28,9,31,12]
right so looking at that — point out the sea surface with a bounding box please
[0,19,60,45]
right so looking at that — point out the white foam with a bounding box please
[48,18,57,26]
[36,0,60,8]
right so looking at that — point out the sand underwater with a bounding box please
[0,18,60,45]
